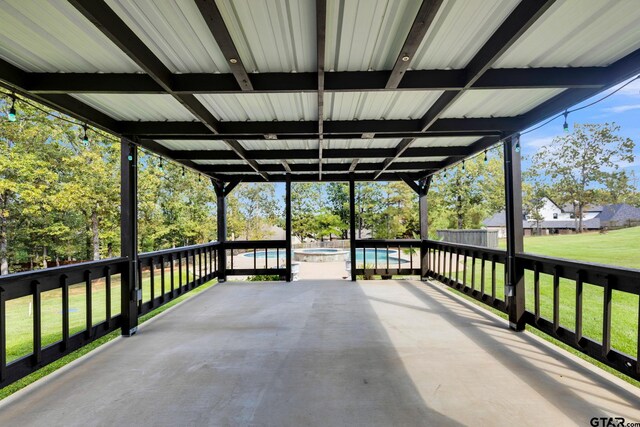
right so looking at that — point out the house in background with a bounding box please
[483,197,640,237]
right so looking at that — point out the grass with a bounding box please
[1,266,216,400]
[443,227,640,386]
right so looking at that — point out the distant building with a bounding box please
[483,197,640,237]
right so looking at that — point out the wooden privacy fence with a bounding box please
[437,229,499,248]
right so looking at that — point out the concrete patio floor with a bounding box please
[0,279,639,426]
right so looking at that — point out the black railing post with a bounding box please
[349,173,357,281]
[213,180,227,282]
[419,176,432,280]
[504,134,525,331]
[285,175,292,281]
[120,140,139,336]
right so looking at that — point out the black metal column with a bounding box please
[214,181,227,282]
[504,134,525,331]
[285,175,292,281]
[419,176,432,280]
[349,174,357,281]
[120,140,139,336]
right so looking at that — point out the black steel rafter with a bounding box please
[386,0,444,89]
[194,0,253,91]
[373,0,557,178]
[66,0,266,180]
[22,67,609,94]
[317,0,326,179]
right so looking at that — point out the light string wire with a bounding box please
[0,89,212,183]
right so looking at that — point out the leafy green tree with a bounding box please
[312,209,345,241]
[291,183,323,241]
[533,123,635,232]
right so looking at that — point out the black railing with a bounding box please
[225,240,287,277]
[353,239,421,277]
[423,239,640,381]
[137,242,219,316]
[0,257,128,387]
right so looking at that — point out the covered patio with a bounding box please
[1,0,640,424]
[1,279,639,426]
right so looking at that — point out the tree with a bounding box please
[291,183,323,241]
[233,183,279,240]
[326,183,349,238]
[533,123,634,232]
[312,210,345,241]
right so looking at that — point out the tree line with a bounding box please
[2,95,637,274]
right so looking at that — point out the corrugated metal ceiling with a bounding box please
[411,0,519,70]
[215,0,316,73]
[155,140,231,151]
[325,138,401,150]
[494,0,640,68]
[440,88,565,119]
[72,94,197,121]
[105,0,229,73]
[412,136,480,148]
[326,91,443,120]
[325,0,422,71]
[197,93,317,121]
[238,139,318,151]
[0,0,140,72]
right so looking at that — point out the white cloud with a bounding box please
[610,77,640,97]
[602,103,640,114]
[523,136,555,149]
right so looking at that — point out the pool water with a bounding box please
[243,248,410,264]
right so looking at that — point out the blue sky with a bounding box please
[519,77,640,183]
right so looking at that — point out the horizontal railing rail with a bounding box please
[424,240,508,312]
[137,242,220,316]
[0,257,128,387]
[353,239,421,277]
[423,239,640,381]
[225,240,287,277]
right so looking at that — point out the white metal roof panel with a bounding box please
[238,139,318,151]
[197,93,317,121]
[440,88,565,119]
[325,0,422,71]
[72,94,197,121]
[155,140,231,151]
[494,0,640,68]
[412,136,480,148]
[326,92,443,120]
[395,156,447,163]
[325,157,385,164]
[193,160,247,165]
[325,138,401,150]
[0,0,140,72]
[411,0,519,70]
[105,0,230,73]
[215,0,316,73]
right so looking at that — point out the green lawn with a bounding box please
[5,266,201,363]
[450,227,640,383]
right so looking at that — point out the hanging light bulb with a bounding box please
[159,158,163,169]
[563,111,569,132]
[462,160,465,171]
[182,166,185,177]
[515,140,521,153]
[483,150,488,163]
[7,95,17,122]
[82,124,89,143]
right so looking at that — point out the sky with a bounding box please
[519,77,640,182]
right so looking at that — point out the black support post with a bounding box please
[419,177,432,280]
[120,140,139,336]
[504,134,525,331]
[349,174,357,281]
[214,181,227,282]
[285,175,292,281]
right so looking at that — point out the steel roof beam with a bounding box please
[196,162,441,173]
[373,0,557,178]
[317,0,327,179]
[194,0,253,91]
[67,0,266,179]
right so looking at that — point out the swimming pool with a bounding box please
[242,248,410,264]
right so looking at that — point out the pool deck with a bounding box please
[0,279,638,426]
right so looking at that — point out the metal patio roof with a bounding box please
[1,0,640,182]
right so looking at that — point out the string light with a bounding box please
[515,139,521,153]
[7,94,16,122]
[159,158,163,169]
[483,150,488,163]
[82,124,89,143]
[461,160,465,171]
[182,166,185,177]
[562,111,569,132]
